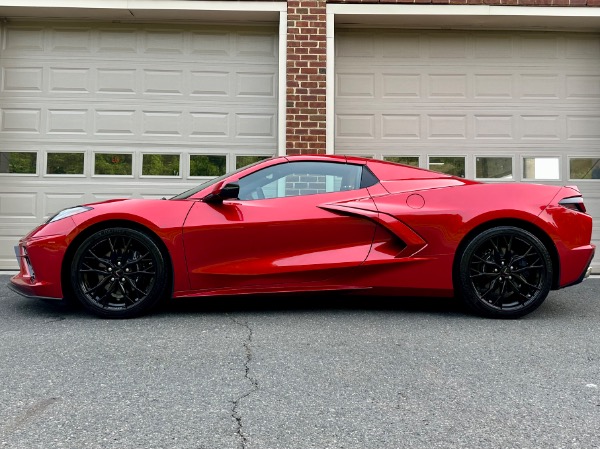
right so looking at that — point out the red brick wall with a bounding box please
[328,0,598,4]
[286,0,327,155]
[282,0,598,154]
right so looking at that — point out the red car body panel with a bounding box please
[9,155,595,306]
[181,190,377,291]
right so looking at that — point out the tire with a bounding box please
[70,227,167,318]
[456,226,553,318]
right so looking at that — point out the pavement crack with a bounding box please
[43,316,65,324]
[228,316,259,449]
[1,397,60,438]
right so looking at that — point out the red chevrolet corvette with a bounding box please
[9,155,595,318]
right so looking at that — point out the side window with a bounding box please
[238,161,365,200]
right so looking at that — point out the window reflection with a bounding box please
[0,152,37,174]
[190,155,226,177]
[523,157,560,180]
[476,157,513,179]
[384,156,419,167]
[570,158,600,180]
[428,156,465,178]
[94,153,133,176]
[236,155,270,170]
[45,152,84,175]
[142,154,180,176]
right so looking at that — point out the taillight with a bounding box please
[559,196,587,213]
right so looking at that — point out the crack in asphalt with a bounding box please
[1,397,60,439]
[43,316,66,324]
[228,316,259,449]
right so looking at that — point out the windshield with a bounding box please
[170,159,269,200]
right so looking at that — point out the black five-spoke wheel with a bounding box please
[71,227,167,318]
[457,226,553,318]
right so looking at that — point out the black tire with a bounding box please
[456,226,553,318]
[70,227,167,318]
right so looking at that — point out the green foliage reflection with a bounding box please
[570,158,600,180]
[429,157,465,178]
[47,153,84,175]
[236,155,270,170]
[142,154,180,176]
[95,153,133,176]
[0,152,37,174]
[190,155,226,177]
[384,156,419,167]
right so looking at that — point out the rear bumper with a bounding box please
[561,245,595,289]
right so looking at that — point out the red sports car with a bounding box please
[9,155,595,319]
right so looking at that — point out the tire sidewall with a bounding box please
[70,227,166,318]
[457,226,553,318]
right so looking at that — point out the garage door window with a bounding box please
[428,156,465,178]
[384,156,419,167]
[236,155,271,170]
[94,153,133,176]
[569,158,600,180]
[475,157,513,180]
[190,155,227,177]
[142,154,180,177]
[0,152,37,175]
[523,157,560,180]
[46,152,85,175]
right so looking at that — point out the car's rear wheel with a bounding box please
[70,227,166,318]
[456,226,553,318]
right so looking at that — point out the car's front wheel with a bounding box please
[456,226,553,318]
[70,227,167,318]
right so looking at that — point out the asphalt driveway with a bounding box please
[1,275,599,449]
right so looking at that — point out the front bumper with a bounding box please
[9,220,76,301]
[7,278,63,301]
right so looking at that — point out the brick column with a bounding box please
[286,0,327,155]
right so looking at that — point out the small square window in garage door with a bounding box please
[570,158,600,180]
[0,152,37,174]
[46,152,84,175]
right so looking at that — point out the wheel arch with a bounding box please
[61,219,174,302]
[452,218,560,291]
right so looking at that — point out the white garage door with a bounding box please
[335,29,600,271]
[0,21,278,269]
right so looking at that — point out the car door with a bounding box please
[182,161,378,292]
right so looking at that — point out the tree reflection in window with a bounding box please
[94,153,133,176]
[384,156,419,167]
[142,154,180,176]
[0,152,37,174]
[570,158,600,180]
[47,152,84,175]
[476,157,513,179]
[236,155,270,170]
[190,155,226,177]
[428,156,465,178]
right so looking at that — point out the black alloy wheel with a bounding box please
[457,226,553,318]
[71,227,167,318]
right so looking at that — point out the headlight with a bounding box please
[47,206,93,223]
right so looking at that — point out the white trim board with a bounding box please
[329,4,600,31]
[0,1,286,21]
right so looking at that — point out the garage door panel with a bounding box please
[0,192,37,219]
[1,63,276,102]
[336,29,600,270]
[0,21,278,270]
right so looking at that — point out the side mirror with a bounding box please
[203,182,240,203]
